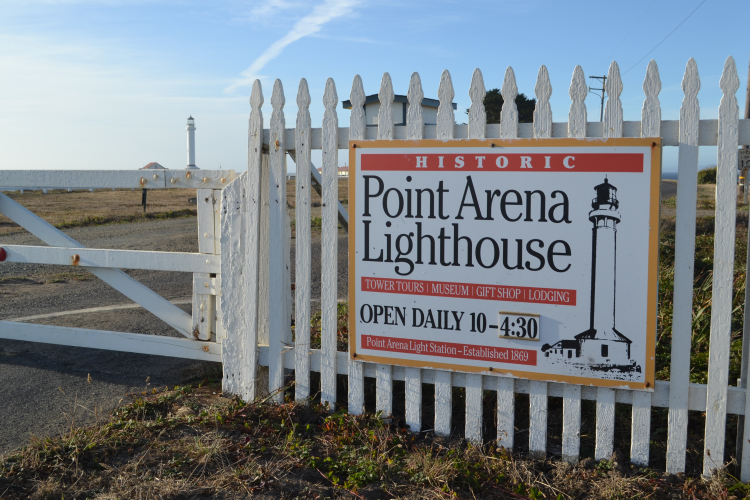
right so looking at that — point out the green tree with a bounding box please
[697,166,717,184]
[467,89,537,124]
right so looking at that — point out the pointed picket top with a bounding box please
[468,68,486,140]
[297,78,311,111]
[437,70,455,140]
[407,72,424,140]
[378,72,394,140]
[500,66,518,139]
[720,55,740,95]
[250,79,264,112]
[568,65,587,138]
[323,77,338,112]
[296,79,311,137]
[643,60,661,98]
[533,65,552,138]
[603,61,623,138]
[682,58,700,99]
[349,75,366,141]
[271,79,285,111]
[641,60,661,137]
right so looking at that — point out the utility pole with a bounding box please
[588,76,607,122]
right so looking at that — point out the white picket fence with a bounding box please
[218,56,750,479]
[2,56,750,479]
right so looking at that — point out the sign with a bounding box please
[740,149,750,171]
[348,138,661,390]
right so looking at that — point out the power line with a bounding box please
[602,0,659,72]
[622,0,706,76]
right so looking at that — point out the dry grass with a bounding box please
[2,380,747,500]
[0,188,197,235]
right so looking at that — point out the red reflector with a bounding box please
[0,248,5,262]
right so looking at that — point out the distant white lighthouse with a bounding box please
[186,116,199,170]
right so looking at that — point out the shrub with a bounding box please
[697,166,717,184]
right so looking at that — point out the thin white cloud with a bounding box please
[225,0,358,92]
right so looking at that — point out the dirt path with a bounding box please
[0,217,348,455]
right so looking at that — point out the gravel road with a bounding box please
[0,217,348,455]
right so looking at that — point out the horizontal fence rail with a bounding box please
[219,56,750,481]
[263,120,750,150]
[0,245,220,273]
[0,170,237,190]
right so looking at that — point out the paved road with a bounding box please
[0,217,348,455]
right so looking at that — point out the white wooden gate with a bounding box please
[0,170,234,361]
[220,56,750,479]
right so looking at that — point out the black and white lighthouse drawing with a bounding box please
[542,178,641,376]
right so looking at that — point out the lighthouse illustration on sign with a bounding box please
[542,178,641,376]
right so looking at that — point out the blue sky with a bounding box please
[0,0,746,174]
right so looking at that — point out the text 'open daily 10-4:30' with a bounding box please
[348,138,661,390]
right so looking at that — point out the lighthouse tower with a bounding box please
[573,177,633,364]
[186,116,199,170]
[589,178,620,334]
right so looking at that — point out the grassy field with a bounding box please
[1,380,745,499]
[0,188,197,235]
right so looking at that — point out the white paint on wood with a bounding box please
[321,78,339,410]
[267,79,288,403]
[0,245,219,273]
[437,70,455,140]
[533,65,552,139]
[595,387,616,460]
[501,67,519,139]
[376,364,392,415]
[243,80,264,401]
[468,68,486,140]
[568,66,587,138]
[0,170,233,190]
[703,56,740,477]
[164,170,236,190]
[348,359,365,415]
[407,72,424,140]
[377,73,394,140]
[603,62,623,138]
[220,174,245,396]
[194,188,216,341]
[256,153,271,397]
[465,374,483,443]
[627,59,660,468]
[497,376,515,450]
[349,75,366,141]
[0,320,221,361]
[529,380,548,459]
[347,75,366,415]
[667,58,701,474]
[642,60,662,137]
[213,188,224,342]
[562,384,581,463]
[405,367,422,432]
[434,370,452,436]
[631,391,652,466]
[264,117,750,150]
[0,192,193,337]
[295,78,312,402]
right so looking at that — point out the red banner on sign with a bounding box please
[361,277,575,306]
[362,335,537,365]
[360,153,643,172]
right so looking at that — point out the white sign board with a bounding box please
[348,138,660,390]
[739,149,750,170]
